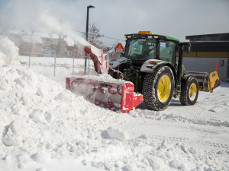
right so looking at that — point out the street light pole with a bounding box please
[84,5,95,74]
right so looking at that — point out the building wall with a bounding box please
[183,57,228,82]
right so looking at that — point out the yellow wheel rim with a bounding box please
[157,75,171,103]
[189,83,197,101]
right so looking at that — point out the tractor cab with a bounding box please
[124,31,179,67]
[109,31,181,93]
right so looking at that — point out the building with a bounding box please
[182,33,229,82]
[7,31,84,58]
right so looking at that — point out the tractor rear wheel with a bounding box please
[180,76,199,105]
[143,66,175,111]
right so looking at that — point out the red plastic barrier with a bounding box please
[66,77,70,90]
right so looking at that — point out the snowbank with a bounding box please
[0,64,104,170]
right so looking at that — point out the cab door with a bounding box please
[159,41,176,66]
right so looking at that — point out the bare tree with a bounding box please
[83,23,104,48]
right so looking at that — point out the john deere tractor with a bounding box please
[109,31,220,111]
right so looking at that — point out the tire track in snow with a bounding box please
[132,109,229,127]
[148,135,229,150]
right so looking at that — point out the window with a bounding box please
[125,39,156,60]
[159,41,176,64]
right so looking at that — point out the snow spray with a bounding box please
[40,12,90,47]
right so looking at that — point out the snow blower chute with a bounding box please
[66,45,143,113]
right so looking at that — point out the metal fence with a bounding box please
[19,53,94,77]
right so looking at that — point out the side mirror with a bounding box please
[183,43,191,54]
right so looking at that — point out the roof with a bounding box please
[125,33,180,42]
[190,42,229,52]
[7,31,76,46]
[186,33,229,42]
[21,34,43,44]
[185,33,229,52]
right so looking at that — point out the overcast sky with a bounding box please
[0,0,229,46]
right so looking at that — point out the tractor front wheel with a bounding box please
[180,76,199,105]
[143,66,175,111]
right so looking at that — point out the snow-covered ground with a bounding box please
[0,37,229,171]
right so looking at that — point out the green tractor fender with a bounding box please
[140,59,177,82]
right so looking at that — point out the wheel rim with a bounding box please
[189,83,197,101]
[157,75,171,103]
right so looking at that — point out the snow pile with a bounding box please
[0,64,98,169]
[0,36,20,66]
[0,64,132,170]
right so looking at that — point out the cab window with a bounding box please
[159,41,176,64]
[125,39,156,60]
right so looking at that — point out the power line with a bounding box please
[75,30,125,41]
[103,36,125,41]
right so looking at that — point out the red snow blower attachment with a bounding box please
[66,44,143,113]
[66,77,143,113]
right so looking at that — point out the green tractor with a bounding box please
[109,31,220,111]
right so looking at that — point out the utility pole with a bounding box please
[84,5,95,74]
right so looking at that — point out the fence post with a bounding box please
[54,53,57,76]
[72,56,75,76]
[29,55,31,68]
[84,55,87,74]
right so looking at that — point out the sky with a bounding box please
[0,0,229,46]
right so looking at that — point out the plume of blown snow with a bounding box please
[0,36,20,66]
[40,11,89,47]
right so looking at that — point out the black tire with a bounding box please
[180,76,199,105]
[143,66,175,111]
